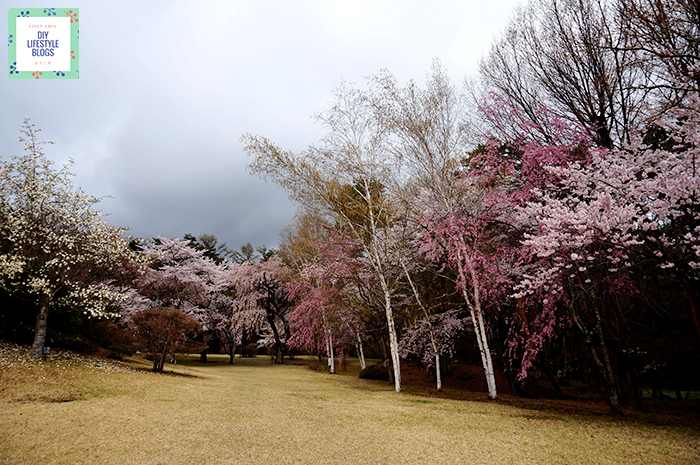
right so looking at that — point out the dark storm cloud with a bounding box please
[2,0,519,250]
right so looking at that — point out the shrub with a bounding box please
[106,343,133,361]
[243,343,258,357]
[308,361,328,372]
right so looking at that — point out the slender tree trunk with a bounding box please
[470,303,498,399]
[593,303,623,416]
[31,301,50,359]
[471,274,497,399]
[380,280,401,392]
[454,249,497,399]
[378,334,394,384]
[627,355,643,411]
[570,300,623,416]
[357,333,366,370]
[537,359,563,400]
[327,331,336,374]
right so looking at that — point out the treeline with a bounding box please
[243,0,700,416]
[1,0,698,416]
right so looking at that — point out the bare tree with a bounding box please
[477,0,650,147]
[618,0,700,103]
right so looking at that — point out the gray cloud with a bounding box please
[2,0,519,250]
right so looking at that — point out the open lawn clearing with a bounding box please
[1,345,699,464]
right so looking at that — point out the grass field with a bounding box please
[1,343,699,464]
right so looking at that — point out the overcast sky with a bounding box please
[2,0,521,250]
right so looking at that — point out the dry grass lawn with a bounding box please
[1,343,699,464]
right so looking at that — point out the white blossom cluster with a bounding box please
[0,121,137,317]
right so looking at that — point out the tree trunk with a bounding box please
[31,301,50,359]
[357,333,366,370]
[594,309,623,416]
[276,344,284,365]
[569,283,623,416]
[327,331,336,374]
[379,276,401,392]
[537,359,563,400]
[454,247,498,399]
[628,357,644,411]
[469,305,498,399]
[266,311,284,364]
[378,334,393,384]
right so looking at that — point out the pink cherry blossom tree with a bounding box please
[120,237,234,362]
[227,255,293,364]
[514,95,700,415]
[285,236,369,373]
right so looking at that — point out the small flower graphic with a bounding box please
[54,71,65,77]
[8,34,13,47]
[31,71,43,80]
[64,10,78,23]
[43,8,57,17]
[17,11,30,17]
[71,50,76,59]
[9,62,18,75]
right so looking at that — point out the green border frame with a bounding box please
[8,8,79,79]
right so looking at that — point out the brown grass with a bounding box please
[1,343,699,464]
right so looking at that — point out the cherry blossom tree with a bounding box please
[399,308,470,383]
[227,255,293,364]
[0,121,136,359]
[120,236,234,362]
[514,95,700,415]
[286,276,342,373]
[285,236,369,373]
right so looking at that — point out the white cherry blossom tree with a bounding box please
[0,121,135,359]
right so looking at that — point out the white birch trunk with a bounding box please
[328,330,336,374]
[357,333,366,370]
[379,278,402,392]
[323,314,336,374]
[456,248,498,399]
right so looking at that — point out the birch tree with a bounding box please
[367,64,502,399]
[244,84,407,391]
